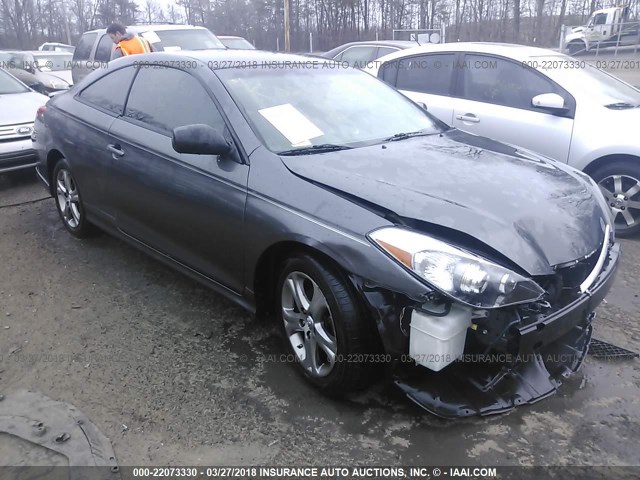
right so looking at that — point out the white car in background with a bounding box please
[0,68,49,173]
[38,42,75,53]
[366,43,640,236]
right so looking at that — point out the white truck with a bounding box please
[564,5,639,55]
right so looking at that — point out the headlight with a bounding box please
[369,227,545,308]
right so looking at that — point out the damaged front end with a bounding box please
[355,231,620,419]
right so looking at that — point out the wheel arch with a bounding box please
[252,239,357,319]
[46,149,65,195]
[583,153,640,177]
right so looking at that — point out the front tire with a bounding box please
[591,160,640,237]
[53,158,95,238]
[568,41,586,56]
[276,254,374,394]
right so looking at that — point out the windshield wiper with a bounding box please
[604,102,638,109]
[384,130,434,142]
[277,144,353,156]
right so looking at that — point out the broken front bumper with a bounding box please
[394,242,620,418]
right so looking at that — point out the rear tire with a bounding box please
[52,158,95,238]
[276,254,375,394]
[590,160,640,238]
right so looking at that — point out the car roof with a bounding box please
[81,24,210,35]
[112,50,332,69]
[28,51,73,56]
[375,42,567,63]
[322,40,420,58]
[217,36,247,40]
[333,40,419,48]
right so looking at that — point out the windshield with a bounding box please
[216,64,441,153]
[0,52,27,69]
[0,68,29,94]
[221,38,255,50]
[149,29,226,51]
[534,55,640,107]
[32,53,73,71]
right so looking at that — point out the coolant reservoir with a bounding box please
[409,302,472,372]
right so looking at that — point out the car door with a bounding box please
[107,66,249,293]
[451,54,574,162]
[379,53,458,124]
[93,34,114,65]
[585,12,609,45]
[71,32,97,84]
[62,65,138,217]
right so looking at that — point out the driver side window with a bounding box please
[124,66,226,134]
[460,55,564,112]
[594,13,608,26]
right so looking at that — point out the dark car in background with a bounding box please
[71,24,227,84]
[0,68,49,173]
[34,51,618,418]
[322,40,418,67]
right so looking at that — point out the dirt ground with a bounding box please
[0,170,639,467]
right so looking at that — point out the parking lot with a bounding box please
[582,48,640,87]
[1,169,638,467]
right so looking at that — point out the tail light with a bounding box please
[36,105,47,118]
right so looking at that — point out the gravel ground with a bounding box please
[0,170,639,467]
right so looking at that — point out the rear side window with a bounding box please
[73,33,97,61]
[460,54,562,110]
[377,47,399,58]
[395,54,456,96]
[124,67,225,133]
[378,59,399,84]
[95,35,113,62]
[78,66,136,115]
[339,46,378,67]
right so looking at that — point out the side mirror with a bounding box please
[172,124,231,156]
[532,93,568,112]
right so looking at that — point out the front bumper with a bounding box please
[393,242,620,418]
[0,138,37,174]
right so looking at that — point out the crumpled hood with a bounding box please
[0,91,48,125]
[281,129,608,275]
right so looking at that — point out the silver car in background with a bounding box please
[0,68,49,173]
[71,24,227,84]
[367,43,640,236]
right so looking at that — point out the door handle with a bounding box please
[107,144,125,158]
[455,114,480,123]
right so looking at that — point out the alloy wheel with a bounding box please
[281,271,338,378]
[598,174,640,232]
[56,168,81,229]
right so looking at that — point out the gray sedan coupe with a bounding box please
[33,51,619,418]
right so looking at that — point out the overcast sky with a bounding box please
[135,0,178,13]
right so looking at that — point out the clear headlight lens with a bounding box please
[369,227,545,308]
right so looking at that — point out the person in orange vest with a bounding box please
[107,23,153,59]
